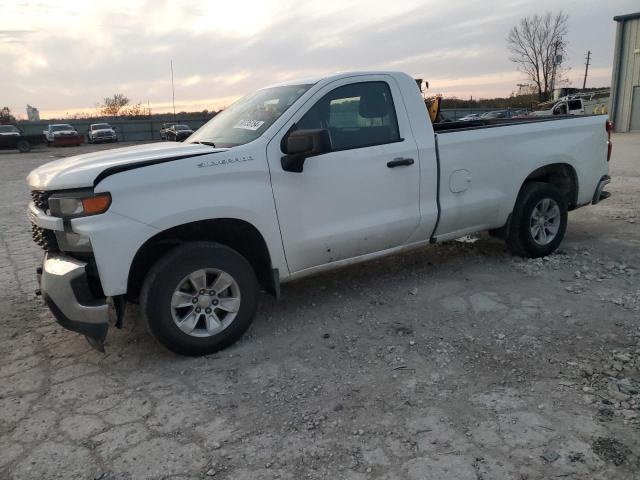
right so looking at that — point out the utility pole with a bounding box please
[582,50,591,90]
[549,40,560,100]
[170,60,176,120]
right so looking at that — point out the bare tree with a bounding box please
[120,102,151,118]
[0,106,16,124]
[100,93,130,116]
[507,12,569,102]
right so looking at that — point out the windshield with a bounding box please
[175,125,190,130]
[52,125,73,131]
[0,125,18,133]
[188,84,313,147]
[91,124,110,130]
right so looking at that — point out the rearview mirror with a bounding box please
[281,129,331,173]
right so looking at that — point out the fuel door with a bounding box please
[449,169,471,193]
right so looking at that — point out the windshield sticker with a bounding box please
[233,119,265,131]
[197,155,254,168]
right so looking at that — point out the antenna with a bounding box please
[170,60,176,120]
[583,50,591,89]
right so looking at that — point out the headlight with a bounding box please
[49,192,111,218]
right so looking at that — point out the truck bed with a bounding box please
[432,115,579,133]
[431,113,608,241]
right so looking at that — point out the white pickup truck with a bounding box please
[27,71,612,356]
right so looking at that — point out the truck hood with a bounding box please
[51,130,78,135]
[27,142,225,190]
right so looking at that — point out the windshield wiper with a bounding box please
[194,141,216,147]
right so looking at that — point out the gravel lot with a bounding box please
[1,136,639,480]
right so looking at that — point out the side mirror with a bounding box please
[281,129,331,173]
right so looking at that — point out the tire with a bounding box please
[17,140,31,153]
[506,182,568,258]
[140,242,259,356]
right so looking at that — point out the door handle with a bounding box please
[387,157,414,168]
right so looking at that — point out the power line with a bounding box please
[583,50,591,89]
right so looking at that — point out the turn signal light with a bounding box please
[82,193,112,215]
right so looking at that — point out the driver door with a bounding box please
[266,76,421,273]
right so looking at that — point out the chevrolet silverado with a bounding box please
[26,71,612,356]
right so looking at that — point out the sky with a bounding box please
[1,0,637,119]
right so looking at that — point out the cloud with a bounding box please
[0,29,32,43]
[1,0,637,118]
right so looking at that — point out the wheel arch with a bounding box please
[519,163,579,210]
[127,218,277,302]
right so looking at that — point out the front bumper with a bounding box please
[92,134,116,142]
[52,135,83,146]
[38,253,109,350]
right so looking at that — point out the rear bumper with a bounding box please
[592,175,611,205]
[38,254,109,348]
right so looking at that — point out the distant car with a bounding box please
[0,127,43,153]
[480,110,509,119]
[458,113,481,121]
[166,124,194,142]
[159,123,176,140]
[0,125,21,136]
[43,124,82,146]
[510,109,532,119]
[87,123,117,143]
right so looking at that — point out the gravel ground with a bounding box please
[1,136,639,480]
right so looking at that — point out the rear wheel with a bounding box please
[141,242,258,356]
[506,182,567,258]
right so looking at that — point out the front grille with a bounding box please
[31,223,59,252]
[31,190,52,212]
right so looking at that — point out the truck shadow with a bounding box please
[107,234,510,356]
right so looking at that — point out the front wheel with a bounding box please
[17,140,31,153]
[140,242,258,356]
[506,182,568,258]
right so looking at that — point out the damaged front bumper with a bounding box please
[37,254,110,351]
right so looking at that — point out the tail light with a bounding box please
[606,120,613,162]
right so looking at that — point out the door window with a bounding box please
[296,81,400,151]
[568,100,582,111]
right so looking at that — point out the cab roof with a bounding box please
[263,70,411,89]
